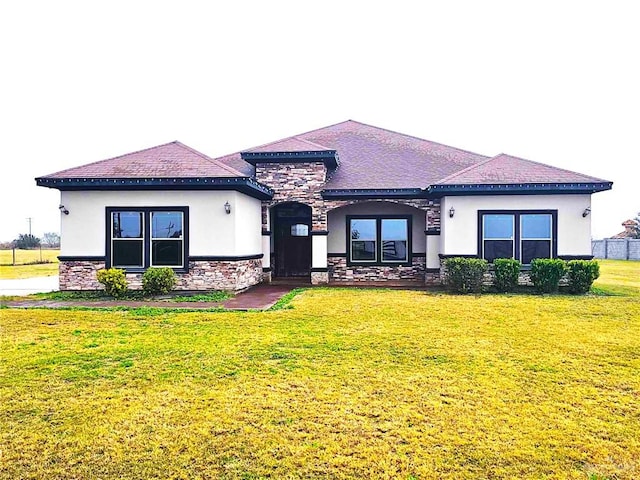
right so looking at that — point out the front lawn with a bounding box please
[1,261,639,479]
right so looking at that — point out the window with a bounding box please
[479,210,556,264]
[108,207,188,270]
[348,215,411,265]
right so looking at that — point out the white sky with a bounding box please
[1,1,637,242]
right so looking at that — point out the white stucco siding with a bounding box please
[59,190,262,257]
[440,194,592,257]
[327,202,427,254]
[231,191,262,255]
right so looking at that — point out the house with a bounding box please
[36,120,612,291]
[610,219,638,239]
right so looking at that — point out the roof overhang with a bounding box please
[322,188,428,199]
[427,182,613,195]
[35,176,274,200]
[241,150,339,169]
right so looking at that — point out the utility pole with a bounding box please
[26,217,32,236]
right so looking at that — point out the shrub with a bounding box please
[567,260,600,294]
[443,257,488,294]
[493,258,521,293]
[529,258,568,294]
[142,267,177,296]
[96,268,128,298]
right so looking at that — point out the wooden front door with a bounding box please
[273,204,311,278]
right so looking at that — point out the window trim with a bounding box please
[106,207,189,272]
[346,214,412,267]
[477,209,557,264]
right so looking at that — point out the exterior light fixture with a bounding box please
[449,206,455,218]
[59,204,69,215]
[582,207,591,217]
[224,201,231,214]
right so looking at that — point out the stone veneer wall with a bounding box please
[256,161,442,285]
[59,260,106,290]
[257,162,328,229]
[328,256,426,283]
[59,259,262,292]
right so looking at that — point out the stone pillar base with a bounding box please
[311,271,329,285]
[262,270,272,283]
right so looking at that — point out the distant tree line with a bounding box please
[1,232,60,249]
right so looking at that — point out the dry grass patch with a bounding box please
[1,260,639,479]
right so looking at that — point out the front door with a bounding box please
[273,203,311,278]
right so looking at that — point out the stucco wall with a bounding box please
[326,201,427,254]
[440,194,592,257]
[59,190,262,257]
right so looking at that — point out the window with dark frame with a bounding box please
[348,216,411,265]
[479,210,555,264]
[108,208,187,270]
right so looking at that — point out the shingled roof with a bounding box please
[40,141,245,179]
[36,121,612,197]
[216,120,490,189]
[435,153,609,185]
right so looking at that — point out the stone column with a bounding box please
[310,231,329,285]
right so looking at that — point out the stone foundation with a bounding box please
[328,256,427,284]
[311,271,329,285]
[59,259,263,292]
[59,261,106,290]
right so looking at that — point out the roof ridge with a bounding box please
[173,141,246,177]
[289,136,334,151]
[434,155,499,184]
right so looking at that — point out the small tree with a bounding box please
[42,232,61,248]
[632,213,640,239]
[13,234,41,249]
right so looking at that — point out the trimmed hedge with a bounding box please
[567,260,600,294]
[493,258,521,293]
[530,258,568,294]
[96,268,128,298]
[443,257,488,294]
[142,267,177,296]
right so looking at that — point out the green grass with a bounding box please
[1,260,639,479]
[0,249,59,279]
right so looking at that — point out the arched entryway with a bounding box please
[272,202,312,278]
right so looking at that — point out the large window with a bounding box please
[108,207,188,270]
[479,210,556,264]
[348,215,411,265]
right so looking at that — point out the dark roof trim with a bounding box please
[35,176,274,200]
[322,188,426,199]
[428,182,613,195]
[241,150,339,168]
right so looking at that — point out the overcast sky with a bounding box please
[1,1,637,242]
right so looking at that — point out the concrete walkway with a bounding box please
[2,283,298,311]
[0,275,59,296]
